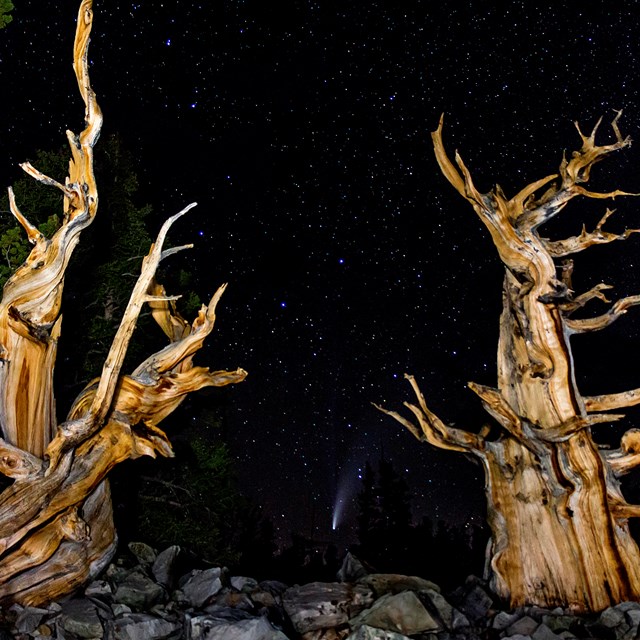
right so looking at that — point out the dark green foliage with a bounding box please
[0,0,13,28]
[120,409,273,569]
[0,147,66,288]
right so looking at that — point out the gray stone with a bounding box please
[231,575,259,592]
[459,584,493,621]
[493,610,522,631]
[252,590,277,608]
[533,623,563,640]
[59,599,104,639]
[152,545,181,588]
[356,574,439,598]
[337,553,369,582]
[113,603,133,617]
[600,606,626,628]
[349,591,441,636]
[345,625,412,640]
[85,580,113,600]
[128,541,157,565]
[504,636,533,640]
[114,572,165,610]
[507,615,539,637]
[114,613,182,640]
[258,580,289,597]
[421,588,458,629]
[188,614,289,640]
[182,567,225,608]
[452,607,471,630]
[283,581,373,634]
[14,606,48,634]
[202,605,254,622]
[541,614,576,633]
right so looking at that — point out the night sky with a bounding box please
[3,1,640,547]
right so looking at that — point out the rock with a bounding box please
[59,599,104,639]
[458,584,493,622]
[128,541,157,565]
[201,605,254,622]
[345,626,412,640]
[181,567,225,608]
[533,623,563,640]
[252,590,277,608]
[541,613,576,633]
[14,606,48,634]
[283,582,373,634]
[493,610,522,631]
[85,580,113,600]
[114,572,165,610]
[337,553,369,582]
[600,606,626,628]
[152,545,181,589]
[188,614,290,639]
[231,576,259,592]
[421,588,459,629]
[113,603,133,617]
[507,615,539,637]
[349,591,441,636]
[114,613,182,640]
[259,580,289,597]
[356,574,439,598]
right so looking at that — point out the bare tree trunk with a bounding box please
[0,0,246,606]
[379,113,640,612]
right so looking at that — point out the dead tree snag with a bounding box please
[379,113,640,613]
[0,0,246,605]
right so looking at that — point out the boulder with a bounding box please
[231,575,259,592]
[128,541,157,566]
[152,545,181,589]
[337,553,369,582]
[283,582,373,634]
[188,614,290,639]
[181,567,225,608]
[356,574,439,598]
[349,591,441,636]
[114,612,182,640]
[114,572,165,610]
[345,623,412,639]
[458,583,493,621]
[58,599,104,639]
[14,606,48,634]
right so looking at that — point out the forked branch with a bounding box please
[375,374,483,454]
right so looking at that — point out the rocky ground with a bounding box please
[0,543,637,639]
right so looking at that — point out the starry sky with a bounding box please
[3,1,640,547]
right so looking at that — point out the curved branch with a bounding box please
[558,283,612,314]
[377,374,484,454]
[566,295,640,333]
[45,204,197,469]
[544,208,640,258]
[585,390,640,412]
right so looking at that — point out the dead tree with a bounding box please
[0,0,246,605]
[378,113,640,613]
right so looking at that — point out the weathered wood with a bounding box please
[0,0,246,605]
[381,113,640,612]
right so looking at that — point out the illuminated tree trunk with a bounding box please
[380,113,640,612]
[0,0,246,605]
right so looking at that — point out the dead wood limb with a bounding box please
[545,208,640,257]
[585,390,640,412]
[377,374,483,453]
[565,295,640,333]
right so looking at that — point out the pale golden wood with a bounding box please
[0,0,246,605]
[381,114,640,612]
